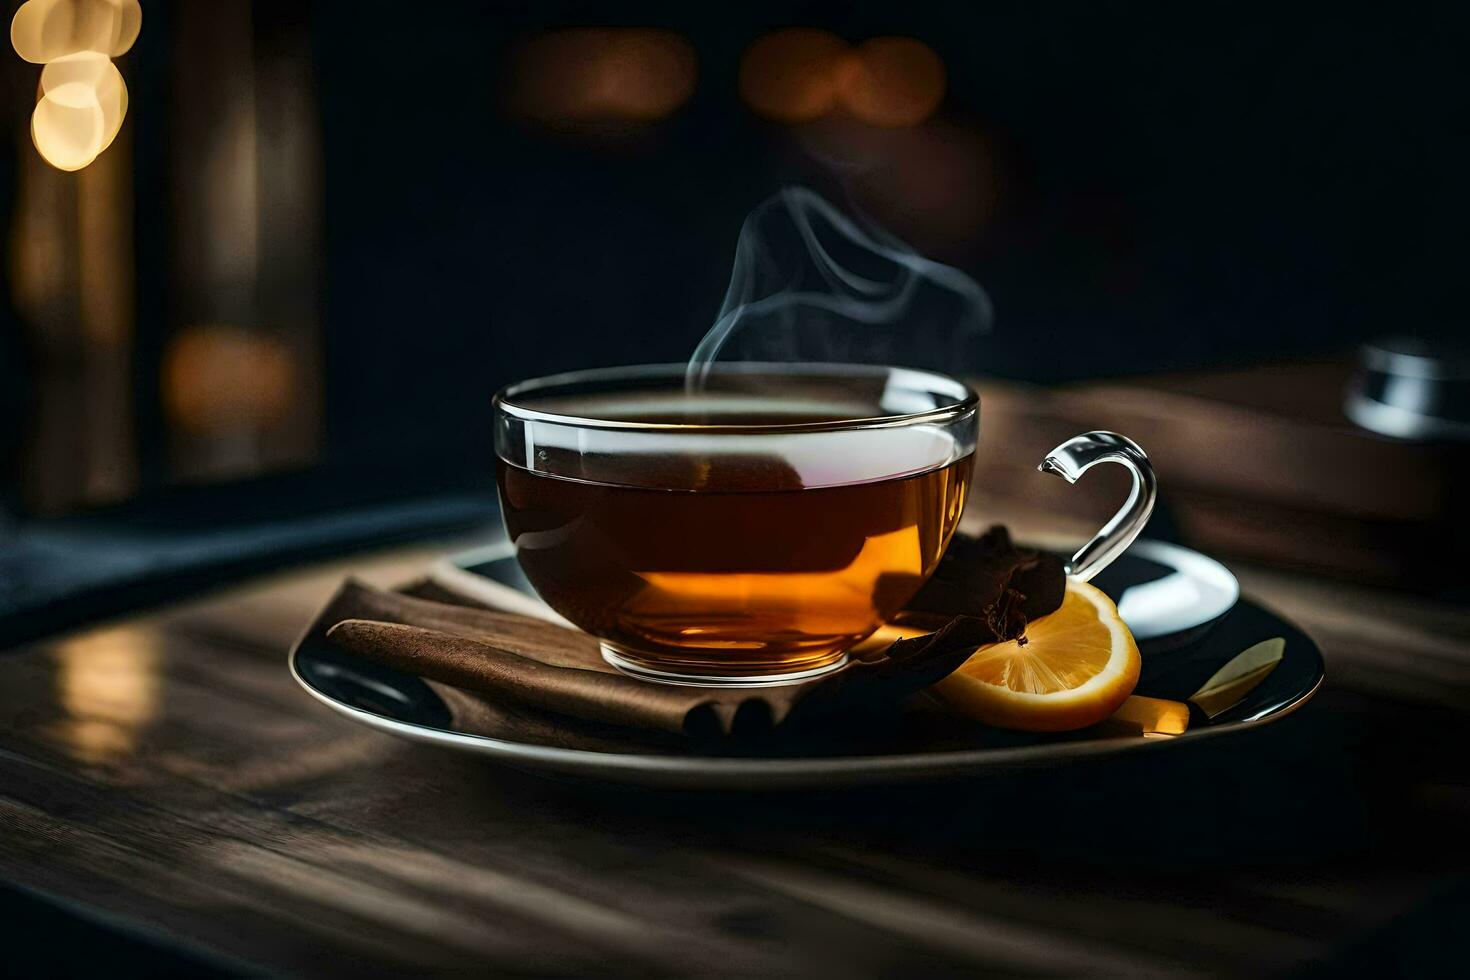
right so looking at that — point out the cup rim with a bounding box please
[493,362,979,434]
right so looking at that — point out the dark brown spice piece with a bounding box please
[905,525,1065,623]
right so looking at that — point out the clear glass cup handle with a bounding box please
[1038,431,1157,582]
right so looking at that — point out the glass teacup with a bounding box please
[495,362,1156,686]
[494,363,977,684]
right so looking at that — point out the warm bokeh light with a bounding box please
[41,50,127,144]
[11,0,139,63]
[738,28,850,124]
[14,0,138,171]
[597,30,698,120]
[840,37,946,127]
[740,32,945,127]
[31,89,105,171]
[163,325,297,435]
[51,627,160,764]
[509,29,697,126]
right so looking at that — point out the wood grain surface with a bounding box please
[2,533,1468,977]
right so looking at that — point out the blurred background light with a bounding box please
[41,50,126,143]
[30,88,105,171]
[162,325,297,437]
[839,37,945,127]
[10,0,139,63]
[508,28,696,126]
[13,0,138,172]
[51,627,160,765]
[740,31,945,128]
[738,28,850,124]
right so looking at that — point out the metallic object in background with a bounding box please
[1345,337,1470,442]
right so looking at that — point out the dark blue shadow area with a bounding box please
[0,469,499,650]
[0,880,243,977]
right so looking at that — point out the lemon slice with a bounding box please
[933,579,1141,732]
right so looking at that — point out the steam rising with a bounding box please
[686,186,991,391]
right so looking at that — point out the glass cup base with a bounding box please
[600,643,850,688]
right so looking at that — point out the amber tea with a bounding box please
[494,365,978,681]
[499,449,970,678]
[494,370,980,682]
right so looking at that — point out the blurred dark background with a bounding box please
[5,7,1469,972]
[2,1,1467,637]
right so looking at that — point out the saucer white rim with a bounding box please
[1118,539,1239,640]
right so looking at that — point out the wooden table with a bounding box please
[2,528,1468,977]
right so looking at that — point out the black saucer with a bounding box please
[291,541,1322,789]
